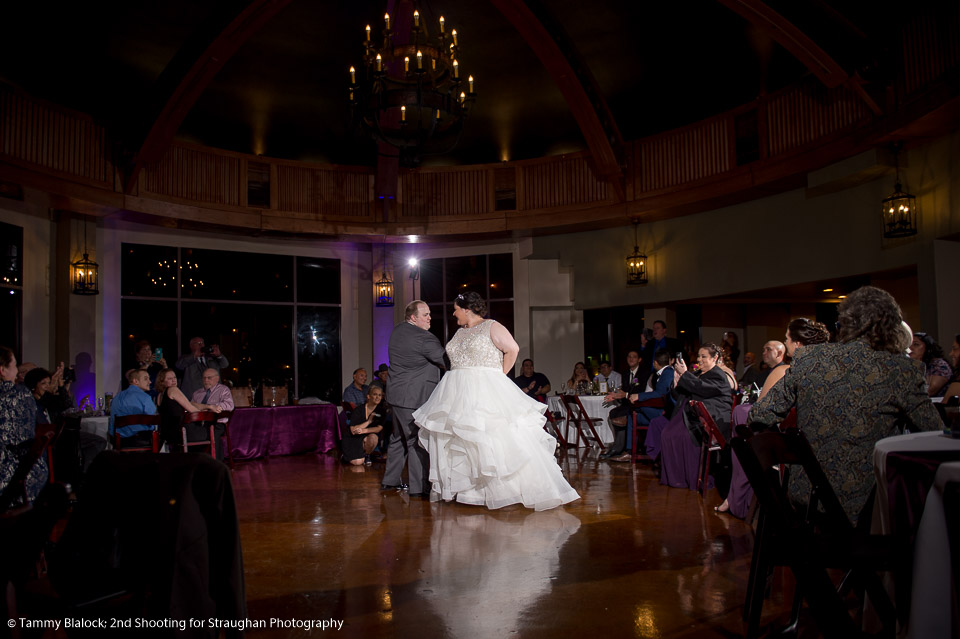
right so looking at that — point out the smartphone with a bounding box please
[675,352,684,363]
[154,347,163,362]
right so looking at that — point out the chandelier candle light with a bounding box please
[349,1,477,166]
[626,220,648,286]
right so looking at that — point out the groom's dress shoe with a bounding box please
[381,483,406,491]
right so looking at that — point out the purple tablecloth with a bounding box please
[733,403,751,427]
[229,405,338,461]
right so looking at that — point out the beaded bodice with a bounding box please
[447,320,503,370]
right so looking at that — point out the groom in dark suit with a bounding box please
[382,300,446,497]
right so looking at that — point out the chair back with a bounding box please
[690,400,726,449]
[560,394,585,420]
[181,410,220,425]
[230,387,253,408]
[113,414,161,453]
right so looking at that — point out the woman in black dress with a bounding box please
[343,384,386,465]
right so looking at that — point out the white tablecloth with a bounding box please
[872,430,960,534]
[908,461,960,638]
[547,395,614,446]
[80,415,110,441]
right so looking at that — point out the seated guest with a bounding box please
[23,362,74,423]
[757,341,789,401]
[748,286,942,524]
[621,350,643,390]
[0,345,48,503]
[342,367,369,407]
[656,343,736,491]
[110,369,159,447]
[603,349,675,461]
[943,334,960,401]
[718,318,830,516]
[23,368,55,423]
[15,361,37,384]
[513,358,551,397]
[737,352,761,388]
[642,321,683,375]
[154,368,223,451]
[594,362,621,390]
[564,362,591,393]
[722,331,740,369]
[343,384,387,465]
[757,341,786,388]
[374,363,390,389]
[910,332,954,397]
[132,340,167,395]
[189,368,235,460]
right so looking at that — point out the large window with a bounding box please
[419,253,514,363]
[0,222,23,358]
[120,244,341,401]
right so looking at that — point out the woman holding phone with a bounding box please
[132,340,167,395]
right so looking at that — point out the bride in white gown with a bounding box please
[414,291,580,511]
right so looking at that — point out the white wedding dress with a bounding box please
[414,319,580,511]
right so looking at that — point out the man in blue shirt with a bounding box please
[342,367,369,407]
[110,369,157,445]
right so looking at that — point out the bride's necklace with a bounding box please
[464,317,484,329]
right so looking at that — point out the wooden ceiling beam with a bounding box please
[717,0,882,114]
[489,0,625,201]
[122,0,294,193]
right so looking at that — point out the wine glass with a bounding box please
[97,395,104,415]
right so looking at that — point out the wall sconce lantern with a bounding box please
[881,142,917,239]
[72,218,99,295]
[375,271,394,307]
[626,220,648,286]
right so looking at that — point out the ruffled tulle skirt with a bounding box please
[414,367,580,511]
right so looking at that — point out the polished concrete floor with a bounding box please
[233,451,794,638]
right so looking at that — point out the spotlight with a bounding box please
[408,258,420,281]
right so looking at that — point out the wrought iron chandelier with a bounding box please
[71,217,99,295]
[349,1,477,166]
[626,220,648,286]
[881,142,917,239]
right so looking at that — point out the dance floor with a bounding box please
[233,451,795,638]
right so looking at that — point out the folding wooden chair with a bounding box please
[180,411,220,457]
[690,400,727,495]
[536,396,571,449]
[560,394,605,449]
[630,397,665,462]
[731,430,900,639]
[113,415,161,453]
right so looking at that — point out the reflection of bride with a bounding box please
[414,291,579,511]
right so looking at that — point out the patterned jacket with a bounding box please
[1,380,48,503]
[748,341,942,523]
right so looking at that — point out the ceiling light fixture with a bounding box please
[72,216,99,295]
[349,1,476,167]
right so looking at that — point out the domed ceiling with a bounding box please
[1,0,899,170]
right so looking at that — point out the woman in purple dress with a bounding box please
[658,343,736,491]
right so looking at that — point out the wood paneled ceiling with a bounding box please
[1,0,907,172]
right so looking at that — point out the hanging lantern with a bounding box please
[72,217,99,295]
[72,252,99,295]
[626,220,648,286]
[881,143,918,239]
[375,271,394,307]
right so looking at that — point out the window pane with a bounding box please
[120,299,178,374]
[428,303,448,346]
[297,256,340,304]
[181,302,294,388]
[445,255,487,300]
[488,253,513,299]
[489,301,514,337]
[0,288,22,360]
[420,258,442,303]
[121,243,178,298]
[180,248,293,302]
[297,306,342,402]
[1,222,22,288]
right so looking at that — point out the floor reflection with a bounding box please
[234,451,791,638]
